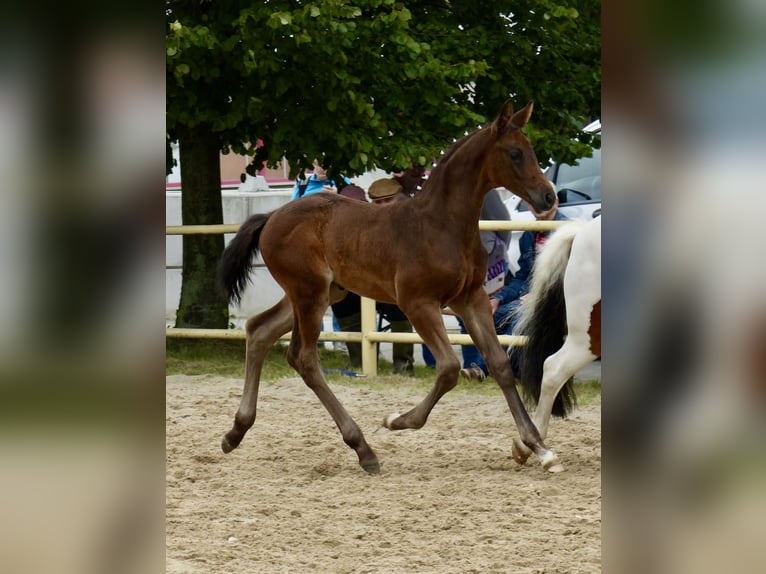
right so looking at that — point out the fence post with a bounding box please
[360,296,377,376]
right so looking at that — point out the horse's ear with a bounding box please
[493,99,516,135]
[510,101,534,130]
[493,100,533,134]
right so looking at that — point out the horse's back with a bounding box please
[258,194,401,300]
[258,193,474,305]
[259,194,349,253]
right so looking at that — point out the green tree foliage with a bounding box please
[166,0,600,327]
[408,0,601,163]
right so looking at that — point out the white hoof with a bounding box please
[539,450,564,473]
[383,412,401,429]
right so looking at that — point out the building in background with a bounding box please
[165,141,293,192]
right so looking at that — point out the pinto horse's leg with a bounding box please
[516,337,598,456]
[383,303,462,430]
[456,293,562,472]
[222,296,294,453]
[511,337,597,468]
[286,289,380,475]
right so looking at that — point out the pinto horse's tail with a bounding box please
[510,221,586,418]
[218,213,272,305]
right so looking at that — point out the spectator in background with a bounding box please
[332,178,416,375]
[456,189,511,381]
[238,158,269,192]
[366,177,406,204]
[369,174,437,369]
[292,160,340,200]
[460,194,567,381]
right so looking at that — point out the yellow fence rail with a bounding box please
[166,219,571,376]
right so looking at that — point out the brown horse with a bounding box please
[219,100,561,474]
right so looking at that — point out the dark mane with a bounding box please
[421,126,491,195]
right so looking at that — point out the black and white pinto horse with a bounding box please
[509,216,601,471]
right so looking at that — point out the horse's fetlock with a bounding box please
[233,412,255,431]
[342,427,363,450]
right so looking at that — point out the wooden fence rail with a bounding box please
[166,219,570,376]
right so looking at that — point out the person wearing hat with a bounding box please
[370,175,436,370]
[460,194,567,382]
[367,178,404,204]
[330,178,416,375]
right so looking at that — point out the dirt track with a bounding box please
[166,374,600,573]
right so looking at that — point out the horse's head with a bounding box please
[489,100,556,213]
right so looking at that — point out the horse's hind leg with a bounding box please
[222,296,293,453]
[288,294,380,474]
[537,338,597,440]
[511,336,597,468]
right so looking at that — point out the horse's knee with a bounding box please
[487,356,514,383]
[435,353,460,373]
[286,346,300,370]
[435,355,461,388]
[288,347,321,378]
[244,315,259,335]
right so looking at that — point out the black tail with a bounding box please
[218,213,271,305]
[510,279,576,417]
[508,223,584,418]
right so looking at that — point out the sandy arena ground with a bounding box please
[167,374,601,573]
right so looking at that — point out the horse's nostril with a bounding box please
[546,191,556,207]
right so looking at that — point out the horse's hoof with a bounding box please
[545,462,565,473]
[383,412,401,430]
[512,439,532,465]
[360,459,381,475]
[540,450,564,473]
[221,436,237,454]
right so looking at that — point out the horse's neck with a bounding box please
[418,131,492,230]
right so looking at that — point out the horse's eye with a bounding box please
[509,149,522,162]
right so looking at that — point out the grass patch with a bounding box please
[165,338,443,390]
[166,339,600,405]
[572,379,601,406]
[166,338,249,378]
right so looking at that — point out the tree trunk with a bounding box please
[175,124,229,329]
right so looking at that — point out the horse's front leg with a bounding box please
[383,303,462,430]
[222,296,293,453]
[458,295,563,472]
